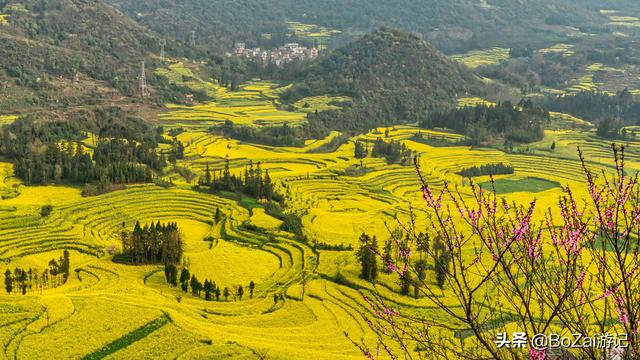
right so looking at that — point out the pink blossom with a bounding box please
[384,308,400,317]
[529,348,546,360]
[512,216,530,241]
[422,185,434,204]
[575,271,585,291]
[565,229,582,256]
[605,208,615,229]
[468,209,481,227]
[596,286,617,300]
[471,256,481,266]
[618,309,629,326]
[604,287,616,297]
[527,242,540,260]
[387,263,399,273]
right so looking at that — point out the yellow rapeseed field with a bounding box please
[0,71,633,358]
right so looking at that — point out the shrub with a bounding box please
[40,205,53,217]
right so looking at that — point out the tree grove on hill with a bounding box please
[200,158,283,203]
[281,28,479,133]
[351,145,640,359]
[543,90,640,134]
[119,221,183,265]
[420,100,549,145]
[0,109,166,191]
[354,140,368,159]
[370,138,413,166]
[4,251,70,295]
[167,263,256,303]
[457,163,515,178]
[212,121,307,147]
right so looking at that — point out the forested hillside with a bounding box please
[284,28,480,133]
[105,0,604,53]
[0,0,190,112]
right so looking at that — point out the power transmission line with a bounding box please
[159,39,166,61]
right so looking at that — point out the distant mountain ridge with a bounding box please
[104,0,604,53]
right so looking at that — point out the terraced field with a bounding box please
[2,66,635,358]
[452,47,510,69]
[157,64,305,128]
[0,115,16,126]
[293,96,351,113]
[0,182,386,359]
[287,21,340,49]
[538,43,575,57]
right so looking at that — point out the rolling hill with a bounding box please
[0,0,186,113]
[284,28,481,132]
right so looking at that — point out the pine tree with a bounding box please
[237,285,244,301]
[248,281,255,299]
[357,233,378,281]
[204,162,211,185]
[190,275,201,297]
[214,208,222,223]
[399,269,411,296]
[223,287,230,301]
[414,259,428,298]
[4,269,12,294]
[19,270,27,295]
[223,156,232,190]
[179,268,190,292]
[354,140,367,159]
[61,250,70,283]
[204,280,212,301]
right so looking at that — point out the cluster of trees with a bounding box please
[264,203,305,239]
[119,221,183,265]
[357,231,451,297]
[167,137,185,164]
[4,251,70,294]
[370,138,414,165]
[420,100,549,144]
[10,139,158,187]
[457,163,514,178]
[479,52,579,92]
[543,90,640,139]
[313,242,353,251]
[0,109,165,191]
[354,137,413,166]
[212,121,306,147]
[354,140,369,160]
[200,159,282,203]
[410,132,472,147]
[164,264,256,302]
